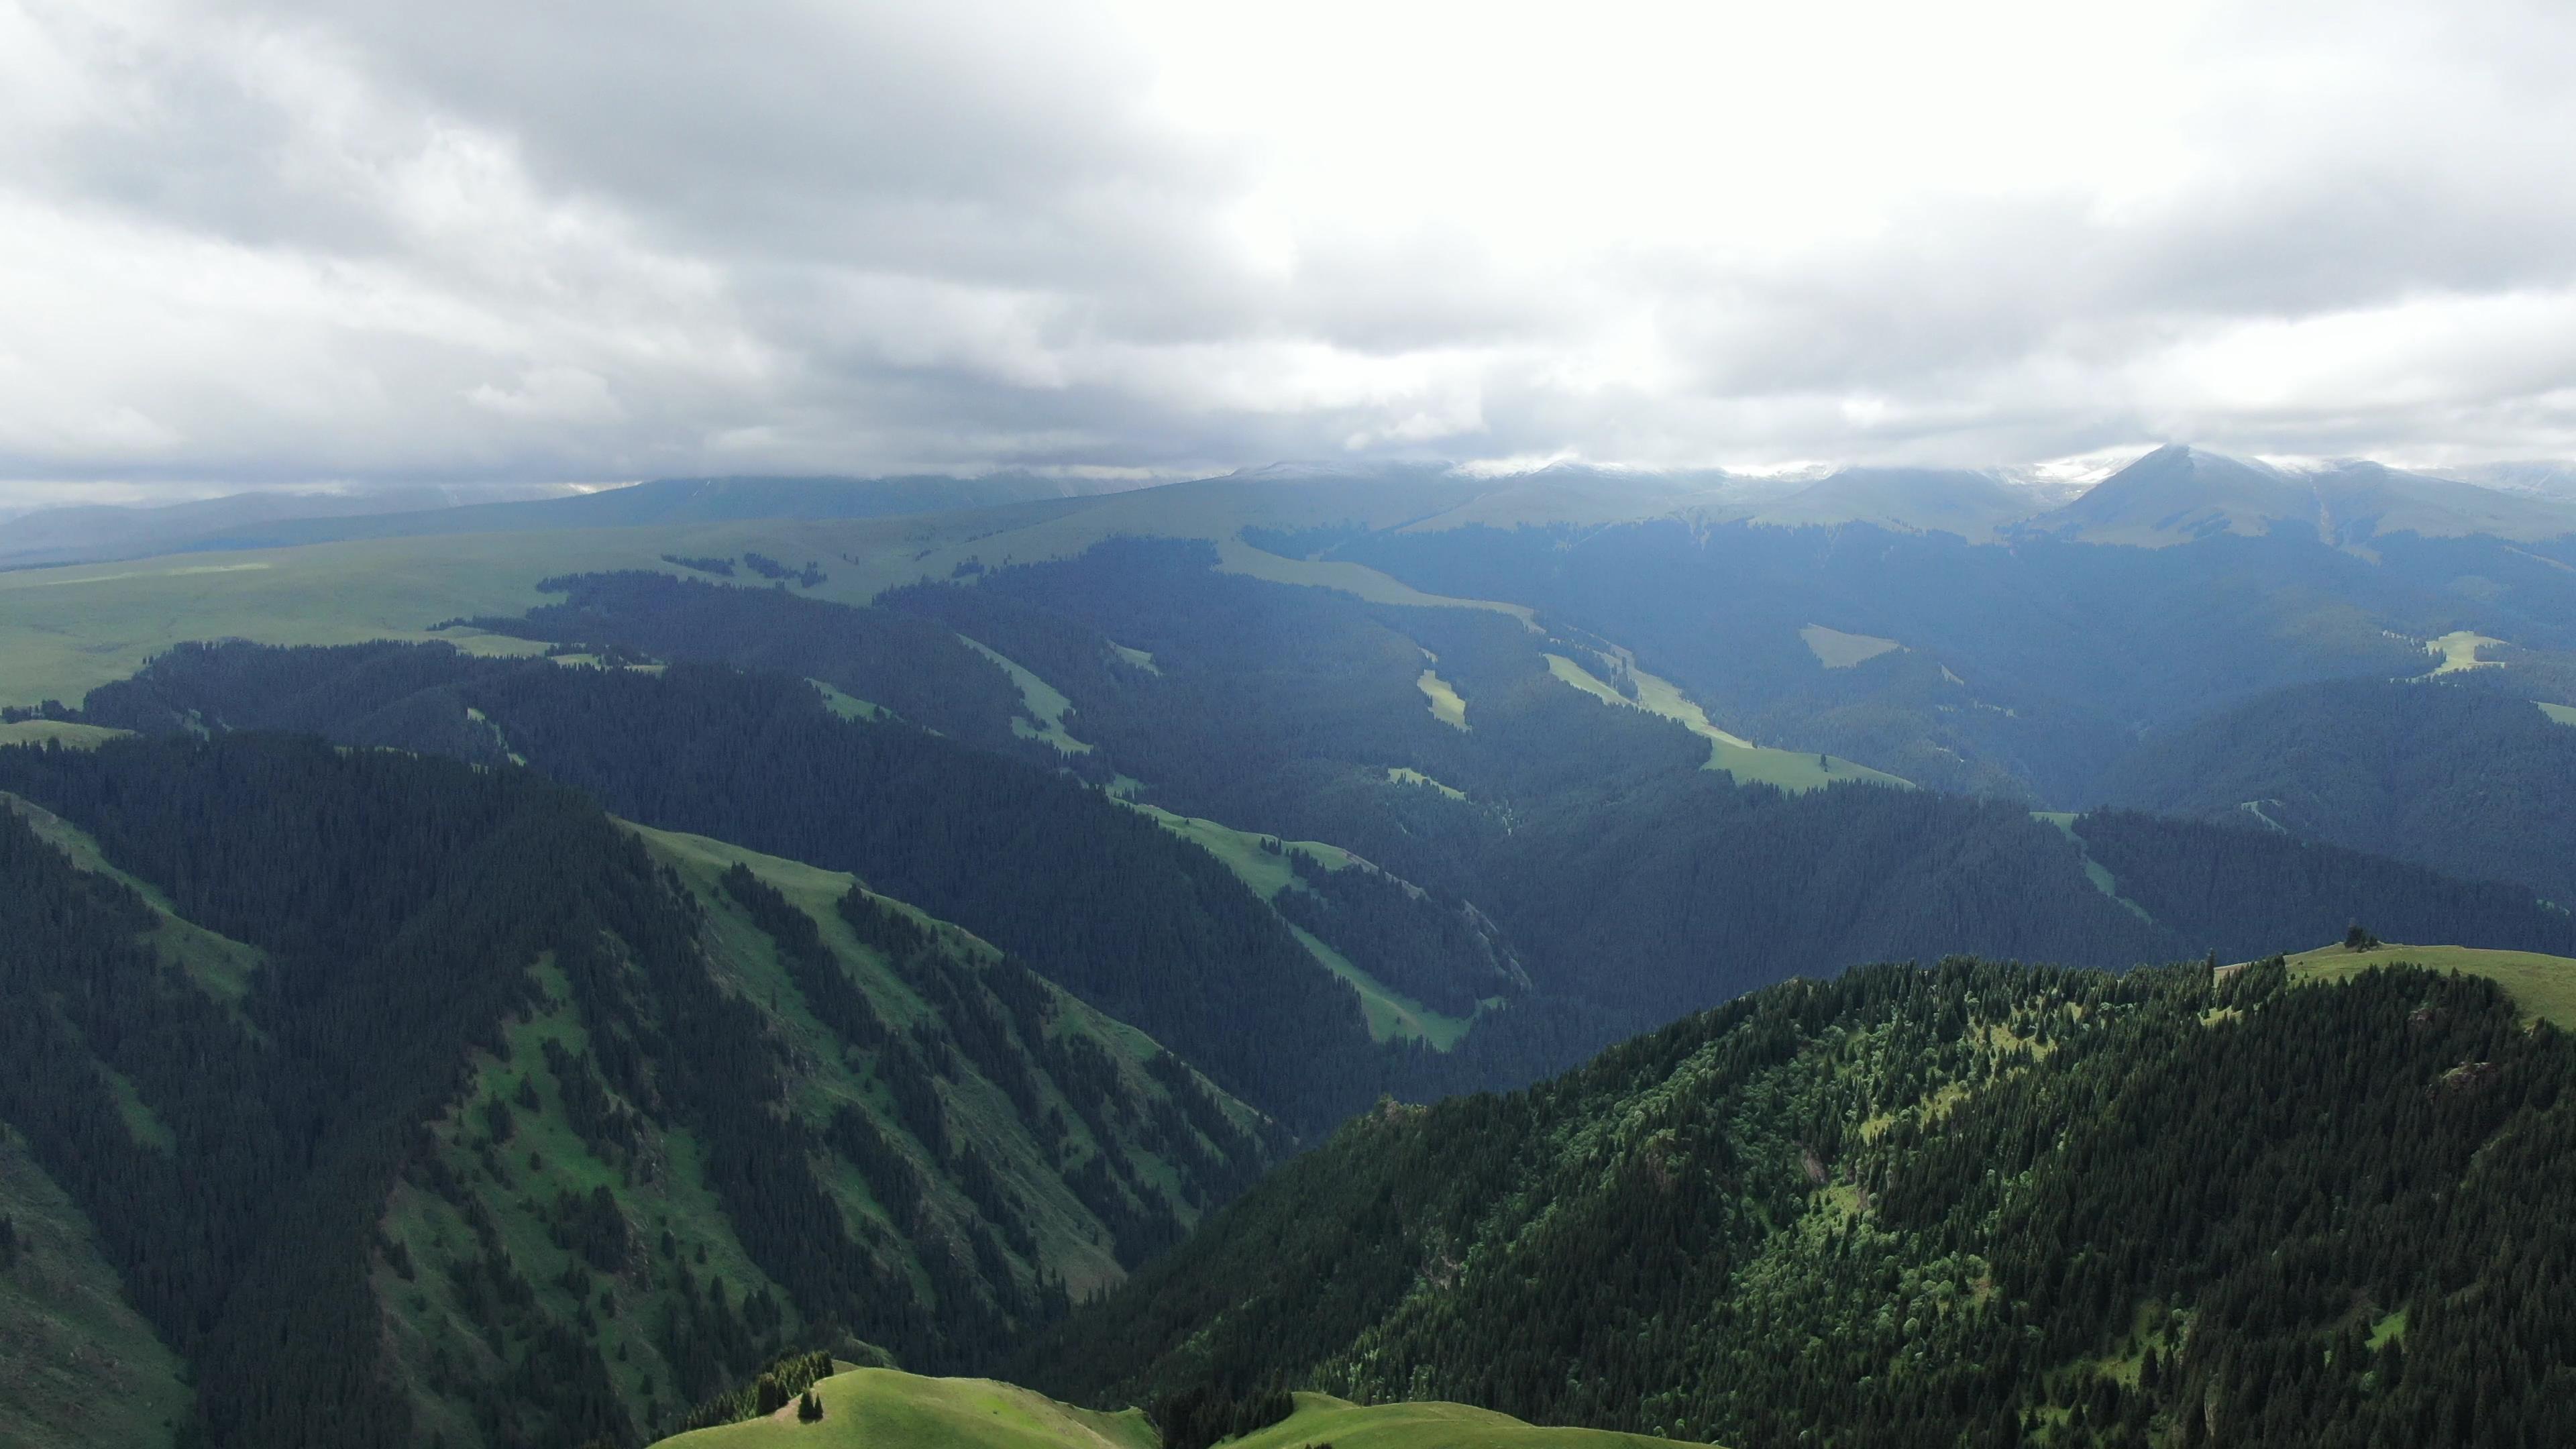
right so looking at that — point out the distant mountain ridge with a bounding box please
[11,445,2570,577]
[0,473,1152,570]
[2023,443,2576,548]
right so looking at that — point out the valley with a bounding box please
[5,448,2575,1449]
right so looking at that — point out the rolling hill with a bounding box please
[651,1370,1691,1449]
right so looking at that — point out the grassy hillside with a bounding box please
[1115,799,1471,1049]
[651,1371,1688,1449]
[1228,1393,1694,1449]
[373,819,1281,1441]
[654,1367,1155,1449]
[1540,648,1907,792]
[0,720,131,749]
[2278,940,2576,1028]
[0,1125,192,1449]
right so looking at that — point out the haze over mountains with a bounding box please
[9,443,2573,572]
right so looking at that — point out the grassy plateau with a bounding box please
[2279,941,2576,1029]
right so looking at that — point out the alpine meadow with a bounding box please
[8,3,2576,1447]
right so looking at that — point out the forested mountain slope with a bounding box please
[0,735,1277,1448]
[1026,955,2576,1449]
[84,643,1401,1133]
[77,633,2576,1114]
[2097,676,2576,904]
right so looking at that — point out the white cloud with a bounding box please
[1,0,2573,500]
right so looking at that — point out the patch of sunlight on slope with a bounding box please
[2539,700,2576,727]
[653,1366,1158,1449]
[0,720,131,749]
[0,1127,192,1449]
[1387,765,1466,799]
[651,1374,1702,1449]
[1114,800,1468,1048]
[0,533,605,710]
[1229,1392,1707,1449]
[957,637,1092,753]
[2279,941,2576,1030]
[1543,651,1909,793]
[1417,668,1468,729]
[2031,812,2155,923]
[1801,623,1903,668]
[806,680,887,721]
[1215,536,1540,631]
[2424,630,2506,674]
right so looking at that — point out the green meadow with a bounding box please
[0,1128,192,1449]
[2423,630,2506,674]
[651,1373,1696,1449]
[2282,941,2576,1029]
[1798,623,1902,669]
[1115,799,1468,1048]
[2030,812,2155,922]
[1415,667,1470,729]
[1543,651,1907,793]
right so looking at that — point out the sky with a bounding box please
[4,0,2575,504]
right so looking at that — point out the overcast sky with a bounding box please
[5,0,2574,502]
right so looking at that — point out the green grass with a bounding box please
[1215,536,1540,630]
[2281,941,2576,1029]
[630,818,1269,1287]
[376,814,1280,1434]
[1385,766,1466,800]
[2031,812,2155,923]
[0,720,131,749]
[655,1367,1156,1449]
[1543,651,1909,793]
[1231,1392,1696,1449]
[3,790,263,1003]
[0,1126,191,1449]
[2424,630,2506,674]
[651,1373,1699,1449]
[1113,801,1356,902]
[806,680,888,721]
[1114,800,1470,1048]
[2538,700,2576,727]
[1799,623,1902,669]
[1415,668,1469,730]
[0,533,621,708]
[1285,922,1475,1050]
[2367,1309,2409,1350]
[959,637,1093,754]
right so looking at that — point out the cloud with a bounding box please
[3,0,2574,502]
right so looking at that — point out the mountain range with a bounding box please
[3,438,2574,1448]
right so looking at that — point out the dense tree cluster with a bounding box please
[1027,954,2576,1448]
[2098,674,2576,905]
